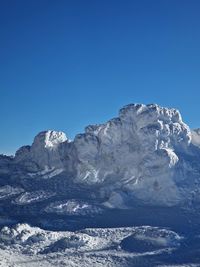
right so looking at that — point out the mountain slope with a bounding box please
[0,103,200,210]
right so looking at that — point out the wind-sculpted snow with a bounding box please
[120,227,181,253]
[13,190,56,205]
[0,185,24,200]
[0,223,182,266]
[44,199,102,216]
[14,130,68,171]
[5,224,180,253]
[0,103,200,266]
[192,129,200,148]
[0,103,200,209]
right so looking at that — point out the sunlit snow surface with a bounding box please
[13,190,56,205]
[1,104,200,266]
[44,199,102,216]
[1,206,200,267]
[0,224,184,267]
[0,186,24,200]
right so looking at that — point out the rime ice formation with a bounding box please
[15,130,68,171]
[192,129,200,148]
[0,103,200,208]
[70,104,192,206]
[1,103,200,267]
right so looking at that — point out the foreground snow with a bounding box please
[1,103,200,266]
[0,224,182,267]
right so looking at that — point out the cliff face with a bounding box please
[0,103,200,207]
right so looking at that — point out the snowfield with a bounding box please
[44,199,102,216]
[0,224,182,267]
[1,103,200,266]
[0,186,24,200]
[13,190,56,205]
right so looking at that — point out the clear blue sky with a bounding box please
[1,0,200,155]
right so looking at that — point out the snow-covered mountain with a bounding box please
[1,103,200,267]
[0,103,200,210]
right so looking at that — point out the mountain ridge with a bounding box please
[0,103,200,208]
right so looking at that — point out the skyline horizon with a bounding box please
[1,1,200,155]
[1,101,199,156]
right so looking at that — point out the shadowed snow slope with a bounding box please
[192,129,200,148]
[0,224,183,267]
[0,103,200,208]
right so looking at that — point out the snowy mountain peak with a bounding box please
[33,130,68,149]
[128,102,187,122]
[14,130,68,171]
[118,103,191,148]
[64,103,195,206]
[1,103,200,207]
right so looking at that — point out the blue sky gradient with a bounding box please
[1,0,200,154]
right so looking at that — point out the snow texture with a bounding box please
[0,224,182,267]
[0,103,200,267]
[1,103,199,207]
